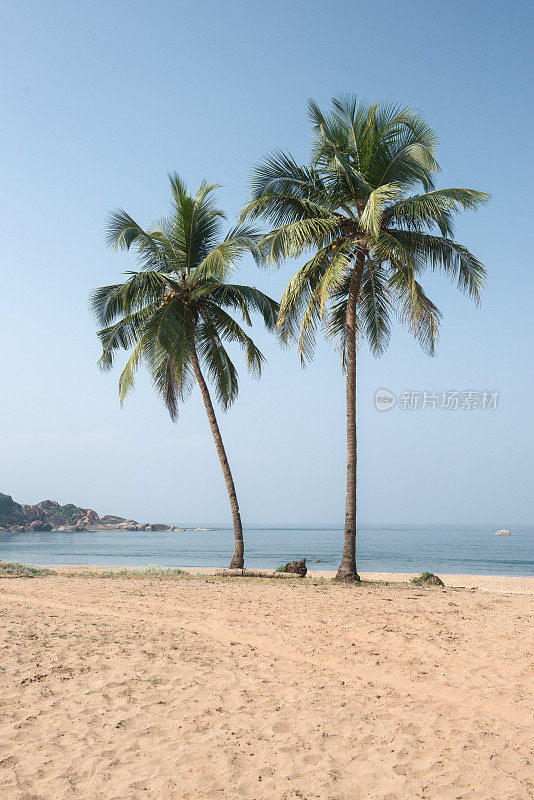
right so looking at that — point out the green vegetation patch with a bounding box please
[67,565,190,580]
[0,561,56,578]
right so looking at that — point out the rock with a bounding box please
[38,500,60,510]
[283,558,307,577]
[28,520,52,531]
[74,524,87,532]
[424,573,444,586]
[412,572,444,587]
[20,504,41,523]
[100,514,128,525]
[78,509,100,526]
[12,525,27,532]
[144,524,154,531]
[495,529,511,536]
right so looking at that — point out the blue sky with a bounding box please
[1,0,533,524]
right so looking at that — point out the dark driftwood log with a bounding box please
[215,569,306,579]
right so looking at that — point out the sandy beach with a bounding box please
[1,571,532,799]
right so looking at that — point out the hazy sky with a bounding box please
[1,0,533,525]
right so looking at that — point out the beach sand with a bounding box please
[0,572,532,799]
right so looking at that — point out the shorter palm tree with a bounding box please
[90,173,278,569]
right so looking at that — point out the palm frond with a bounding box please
[210,283,279,331]
[106,210,167,269]
[195,315,239,410]
[384,188,490,236]
[390,266,442,355]
[359,260,392,355]
[386,230,487,303]
[203,304,265,378]
[359,182,405,237]
[194,222,260,280]
[258,217,342,263]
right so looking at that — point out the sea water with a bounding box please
[0,524,532,575]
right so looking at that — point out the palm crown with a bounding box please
[243,95,489,361]
[91,173,279,419]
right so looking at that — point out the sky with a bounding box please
[0,0,533,525]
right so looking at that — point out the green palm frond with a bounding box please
[276,245,334,349]
[243,93,488,364]
[359,260,391,355]
[390,266,442,355]
[106,210,167,269]
[324,273,362,369]
[195,315,239,410]
[146,342,195,421]
[387,230,487,303]
[93,173,278,419]
[118,339,145,405]
[248,150,328,207]
[359,183,405,237]
[97,306,155,371]
[258,217,342,263]
[210,283,279,331]
[194,222,260,280]
[90,271,174,325]
[203,304,265,378]
[384,188,489,236]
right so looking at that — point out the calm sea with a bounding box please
[0,524,532,576]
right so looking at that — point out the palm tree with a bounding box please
[91,173,278,569]
[243,95,489,582]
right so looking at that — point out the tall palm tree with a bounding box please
[91,173,278,569]
[243,95,489,582]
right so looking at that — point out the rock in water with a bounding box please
[283,558,307,577]
[495,529,511,536]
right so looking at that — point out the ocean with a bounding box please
[0,523,532,576]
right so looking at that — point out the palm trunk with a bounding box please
[191,350,244,569]
[334,252,365,582]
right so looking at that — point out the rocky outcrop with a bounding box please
[495,529,511,536]
[0,492,177,533]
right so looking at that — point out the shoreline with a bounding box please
[29,565,534,593]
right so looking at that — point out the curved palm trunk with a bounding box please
[335,253,365,582]
[191,350,245,569]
